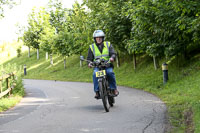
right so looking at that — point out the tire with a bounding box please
[98,80,109,112]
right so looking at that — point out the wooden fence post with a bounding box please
[0,72,16,99]
[6,78,11,96]
[6,78,8,90]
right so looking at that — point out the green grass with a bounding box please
[0,96,22,112]
[0,82,24,112]
[2,49,200,132]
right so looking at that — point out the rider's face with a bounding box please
[95,37,103,44]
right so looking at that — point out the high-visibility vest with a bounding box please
[90,41,110,61]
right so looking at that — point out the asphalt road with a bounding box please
[0,79,168,133]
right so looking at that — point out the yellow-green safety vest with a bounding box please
[90,41,110,61]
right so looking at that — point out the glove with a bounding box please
[88,62,93,68]
[109,57,114,62]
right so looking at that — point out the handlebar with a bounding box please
[80,56,112,68]
[90,58,111,68]
[80,57,110,68]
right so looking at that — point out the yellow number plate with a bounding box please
[96,70,106,77]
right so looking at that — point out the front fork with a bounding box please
[98,77,112,96]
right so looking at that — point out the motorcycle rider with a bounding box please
[87,30,119,99]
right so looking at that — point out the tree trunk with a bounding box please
[28,47,30,58]
[50,54,53,65]
[133,52,136,70]
[64,57,66,69]
[153,56,158,70]
[116,52,120,68]
[37,49,39,60]
[46,52,48,60]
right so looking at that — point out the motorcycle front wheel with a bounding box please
[98,81,109,112]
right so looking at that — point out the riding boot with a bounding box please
[113,89,119,97]
[94,91,100,99]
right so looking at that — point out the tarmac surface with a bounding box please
[0,79,168,133]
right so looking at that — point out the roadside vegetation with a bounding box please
[0,63,24,112]
[0,42,25,112]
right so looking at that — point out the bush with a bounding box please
[17,46,22,57]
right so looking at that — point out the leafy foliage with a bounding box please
[22,8,44,49]
[38,8,55,54]
[84,0,131,53]
[18,0,200,61]
[68,2,92,55]
[124,0,200,58]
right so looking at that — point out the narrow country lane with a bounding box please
[0,79,168,133]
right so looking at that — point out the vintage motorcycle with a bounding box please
[80,56,115,112]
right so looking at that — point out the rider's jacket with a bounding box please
[89,41,110,61]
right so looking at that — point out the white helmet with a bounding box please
[93,30,105,43]
[93,30,105,38]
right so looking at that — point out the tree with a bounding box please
[52,29,73,69]
[23,7,44,59]
[69,2,93,67]
[46,0,71,68]
[38,8,56,63]
[47,0,67,34]
[21,28,33,57]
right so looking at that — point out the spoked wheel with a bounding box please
[98,81,109,112]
